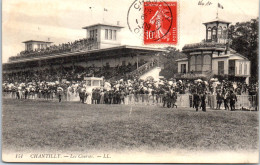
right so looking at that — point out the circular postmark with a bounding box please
[127,0,173,41]
[127,0,145,39]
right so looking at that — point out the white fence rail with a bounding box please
[2,92,257,110]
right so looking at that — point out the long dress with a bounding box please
[100,92,104,104]
[86,93,92,104]
[67,90,71,101]
[72,91,80,102]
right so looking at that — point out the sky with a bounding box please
[2,0,259,63]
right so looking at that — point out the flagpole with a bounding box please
[103,9,105,23]
[216,6,218,18]
[89,7,93,21]
[103,8,108,23]
[216,2,219,18]
[102,0,105,23]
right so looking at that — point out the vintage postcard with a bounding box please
[2,0,259,163]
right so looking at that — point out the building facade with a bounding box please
[3,23,165,82]
[82,23,124,49]
[176,18,251,84]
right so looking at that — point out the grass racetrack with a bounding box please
[2,98,259,155]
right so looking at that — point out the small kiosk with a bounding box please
[83,77,104,104]
[84,77,104,88]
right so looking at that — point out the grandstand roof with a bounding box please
[175,58,188,62]
[82,23,124,29]
[4,45,166,65]
[203,18,231,25]
[212,53,249,61]
[22,40,53,43]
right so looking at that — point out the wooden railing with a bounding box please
[109,60,158,81]
[127,60,158,77]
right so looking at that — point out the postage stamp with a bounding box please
[127,0,178,45]
[143,1,178,44]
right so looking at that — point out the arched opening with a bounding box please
[223,27,227,39]
[190,56,195,72]
[207,27,212,40]
[202,55,211,72]
[218,26,223,39]
[212,26,217,42]
[196,55,202,72]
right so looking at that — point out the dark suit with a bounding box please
[230,93,237,111]
[201,94,206,112]
[79,91,85,103]
[193,93,200,111]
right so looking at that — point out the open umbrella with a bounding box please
[57,87,63,92]
[194,79,202,83]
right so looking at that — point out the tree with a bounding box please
[159,47,186,79]
[228,18,258,83]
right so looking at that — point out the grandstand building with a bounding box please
[176,18,251,84]
[3,23,166,82]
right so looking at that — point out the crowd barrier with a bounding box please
[124,94,192,107]
[2,92,60,101]
[2,92,258,110]
[125,94,257,110]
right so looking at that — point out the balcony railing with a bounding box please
[174,70,213,79]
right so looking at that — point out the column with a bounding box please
[201,53,204,73]
[205,25,208,41]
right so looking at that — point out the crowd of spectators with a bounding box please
[9,38,97,61]
[3,63,258,97]
[2,70,258,111]
[3,74,258,99]
[3,59,156,84]
[3,56,258,109]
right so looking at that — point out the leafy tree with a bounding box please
[228,18,258,83]
[159,47,186,79]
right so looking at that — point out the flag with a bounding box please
[218,3,224,9]
[104,8,108,11]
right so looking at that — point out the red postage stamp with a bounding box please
[143,1,177,45]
